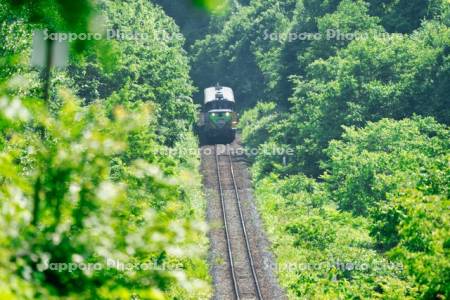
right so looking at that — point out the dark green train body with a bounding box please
[198,85,237,144]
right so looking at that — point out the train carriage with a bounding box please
[198,84,237,144]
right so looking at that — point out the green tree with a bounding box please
[323,117,449,216]
[366,0,446,33]
[280,21,450,176]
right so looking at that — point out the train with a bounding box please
[198,84,238,144]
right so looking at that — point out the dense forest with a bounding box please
[188,0,449,298]
[1,0,449,299]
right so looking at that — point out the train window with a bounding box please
[205,100,234,111]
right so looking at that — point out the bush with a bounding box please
[0,89,210,299]
[322,117,449,298]
[323,117,449,216]
[388,188,450,299]
[254,175,416,299]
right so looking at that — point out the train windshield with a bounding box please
[206,100,234,110]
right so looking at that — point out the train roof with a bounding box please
[204,86,235,104]
[208,109,233,112]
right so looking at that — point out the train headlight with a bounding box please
[211,112,216,116]
[225,112,230,116]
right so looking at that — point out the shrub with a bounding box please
[0,90,210,299]
[323,117,449,216]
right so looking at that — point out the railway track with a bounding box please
[214,144,263,300]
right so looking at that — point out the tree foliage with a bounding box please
[0,1,211,299]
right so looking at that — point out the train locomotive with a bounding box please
[198,84,237,144]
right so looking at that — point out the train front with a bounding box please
[203,86,237,144]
